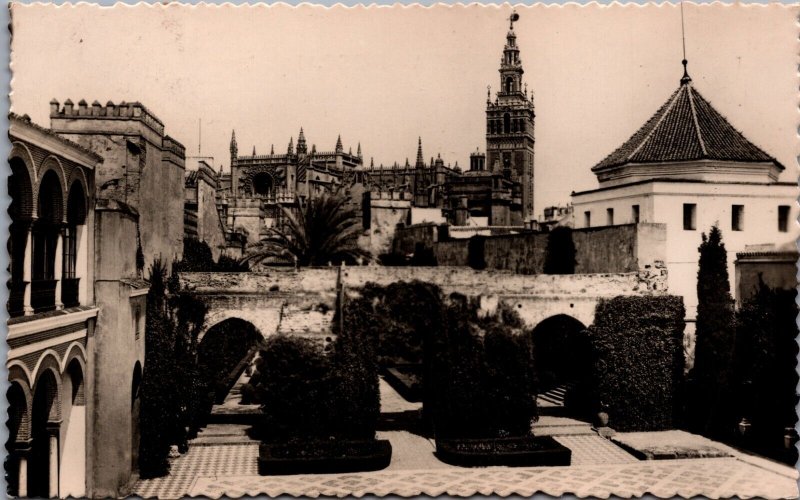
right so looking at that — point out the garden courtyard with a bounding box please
[132,377,798,499]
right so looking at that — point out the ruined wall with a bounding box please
[181,264,668,336]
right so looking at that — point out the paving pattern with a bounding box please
[188,457,799,499]
[132,378,799,499]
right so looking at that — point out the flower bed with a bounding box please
[436,436,571,467]
[258,439,392,475]
[383,364,423,402]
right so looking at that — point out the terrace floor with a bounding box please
[132,379,799,499]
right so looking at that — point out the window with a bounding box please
[778,205,790,233]
[683,203,696,230]
[731,205,744,231]
[607,208,614,226]
[632,205,640,223]
[503,113,511,134]
[584,211,591,227]
[63,227,77,279]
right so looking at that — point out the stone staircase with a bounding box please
[190,424,258,447]
[537,383,572,408]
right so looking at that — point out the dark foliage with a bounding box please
[467,236,487,270]
[688,225,736,436]
[410,242,437,266]
[428,296,538,439]
[254,301,381,443]
[216,254,249,272]
[243,193,370,267]
[176,238,216,272]
[543,226,576,274]
[733,281,799,462]
[588,295,685,432]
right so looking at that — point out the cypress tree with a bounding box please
[689,225,736,435]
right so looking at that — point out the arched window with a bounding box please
[503,113,511,134]
[505,76,514,94]
[63,181,86,308]
[32,171,63,313]
[8,158,33,317]
[252,173,274,197]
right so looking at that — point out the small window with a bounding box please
[732,205,744,231]
[607,208,614,226]
[683,203,696,231]
[584,211,591,228]
[632,205,640,223]
[778,205,790,233]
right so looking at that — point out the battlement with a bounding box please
[50,99,166,136]
[163,135,186,157]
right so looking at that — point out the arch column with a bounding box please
[47,423,60,498]
[15,444,31,497]
[22,222,34,315]
[54,228,65,311]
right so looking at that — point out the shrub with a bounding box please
[216,254,249,272]
[427,294,538,439]
[543,226,576,275]
[588,295,685,432]
[176,238,216,272]
[688,225,736,436]
[733,282,798,461]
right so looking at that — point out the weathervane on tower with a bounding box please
[509,10,519,30]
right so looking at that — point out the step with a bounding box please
[190,434,259,447]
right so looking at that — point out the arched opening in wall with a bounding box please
[530,315,595,419]
[505,76,514,94]
[503,113,511,134]
[5,381,28,496]
[32,171,64,313]
[61,358,86,498]
[30,369,59,498]
[252,173,274,197]
[8,158,34,317]
[131,362,142,475]
[197,319,263,421]
[63,182,87,308]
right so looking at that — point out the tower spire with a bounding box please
[252,145,256,156]
[335,135,343,153]
[357,142,362,158]
[415,137,424,168]
[288,137,294,155]
[229,129,238,159]
[680,1,691,85]
[297,127,307,154]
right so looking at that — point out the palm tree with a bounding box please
[242,193,369,267]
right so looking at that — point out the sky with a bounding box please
[10,2,798,216]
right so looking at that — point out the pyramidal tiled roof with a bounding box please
[592,78,782,172]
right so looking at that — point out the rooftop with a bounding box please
[592,75,782,172]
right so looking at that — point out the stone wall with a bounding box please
[392,223,666,274]
[181,264,667,336]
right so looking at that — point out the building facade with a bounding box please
[571,63,797,320]
[7,113,100,498]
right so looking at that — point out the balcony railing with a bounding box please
[61,278,80,309]
[30,280,57,314]
[7,280,26,318]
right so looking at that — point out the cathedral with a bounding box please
[215,12,535,247]
[216,129,363,243]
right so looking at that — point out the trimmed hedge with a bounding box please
[427,294,538,440]
[254,299,380,443]
[588,295,685,432]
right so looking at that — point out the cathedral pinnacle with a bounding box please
[252,146,256,156]
[357,142,362,158]
[297,127,307,154]
[229,130,238,158]
[415,137,424,168]
[270,144,274,155]
[288,137,294,155]
[335,135,343,153]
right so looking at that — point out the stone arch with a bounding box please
[31,351,63,422]
[530,314,595,417]
[30,368,61,497]
[61,341,87,373]
[66,178,88,226]
[6,376,32,444]
[198,309,273,344]
[198,318,264,406]
[9,152,35,221]
[65,357,85,407]
[252,172,274,196]
[36,167,65,225]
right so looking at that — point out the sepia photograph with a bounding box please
[5,2,799,498]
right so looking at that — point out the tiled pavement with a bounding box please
[132,379,799,499]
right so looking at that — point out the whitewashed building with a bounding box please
[571,63,797,322]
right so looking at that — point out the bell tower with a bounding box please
[486,11,535,220]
